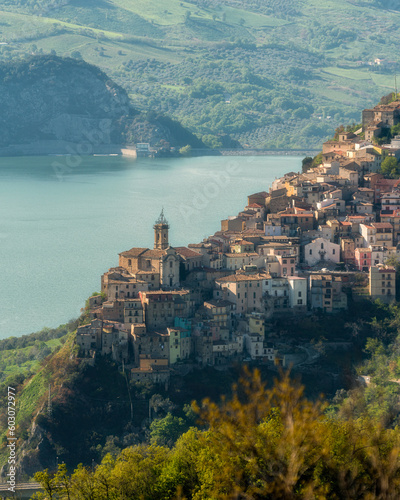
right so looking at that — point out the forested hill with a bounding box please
[0,0,399,149]
[0,56,204,150]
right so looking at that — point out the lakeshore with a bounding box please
[0,154,298,338]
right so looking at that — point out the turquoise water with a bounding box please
[0,155,301,338]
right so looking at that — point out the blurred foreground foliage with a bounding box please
[33,369,400,499]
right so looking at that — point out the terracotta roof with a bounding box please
[216,274,265,283]
[224,253,259,257]
[135,270,160,275]
[320,203,337,210]
[247,203,264,208]
[234,240,253,245]
[142,290,190,297]
[204,299,235,308]
[174,246,202,259]
[372,223,393,229]
[108,278,146,285]
[249,191,268,197]
[119,247,148,258]
[188,243,211,248]
[141,249,165,259]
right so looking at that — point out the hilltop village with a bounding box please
[77,100,400,384]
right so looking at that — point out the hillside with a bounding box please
[0,0,399,149]
[0,55,204,153]
[0,298,392,479]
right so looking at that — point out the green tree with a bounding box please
[110,445,170,499]
[381,156,400,178]
[312,152,323,167]
[93,454,116,500]
[302,156,313,172]
[54,463,72,500]
[70,50,83,60]
[150,413,188,447]
[179,144,192,156]
[33,469,59,499]
[70,464,97,500]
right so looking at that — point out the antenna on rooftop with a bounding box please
[395,74,398,100]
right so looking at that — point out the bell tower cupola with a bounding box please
[154,209,169,250]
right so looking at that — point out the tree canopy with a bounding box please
[34,369,400,499]
[380,156,400,178]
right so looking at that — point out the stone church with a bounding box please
[119,210,181,287]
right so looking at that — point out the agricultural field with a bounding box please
[1,0,400,148]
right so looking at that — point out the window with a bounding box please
[333,249,335,255]
[309,249,312,255]
[297,299,303,305]
[382,289,385,294]
[170,261,173,268]
[128,259,132,266]
[321,243,324,249]
[298,291,302,297]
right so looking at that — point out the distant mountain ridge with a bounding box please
[0,56,204,153]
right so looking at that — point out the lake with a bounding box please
[0,154,301,338]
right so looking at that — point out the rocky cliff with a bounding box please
[0,56,204,153]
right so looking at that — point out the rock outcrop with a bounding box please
[0,56,203,154]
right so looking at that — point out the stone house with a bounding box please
[369,266,396,303]
[359,223,393,248]
[304,238,340,267]
[139,290,193,330]
[309,275,347,313]
[214,273,265,315]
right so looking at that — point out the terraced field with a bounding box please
[1,0,399,148]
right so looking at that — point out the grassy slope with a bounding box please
[0,332,74,467]
[0,0,399,148]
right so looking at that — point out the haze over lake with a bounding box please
[0,155,301,338]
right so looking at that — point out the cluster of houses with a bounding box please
[76,100,400,383]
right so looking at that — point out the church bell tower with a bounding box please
[154,209,169,250]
